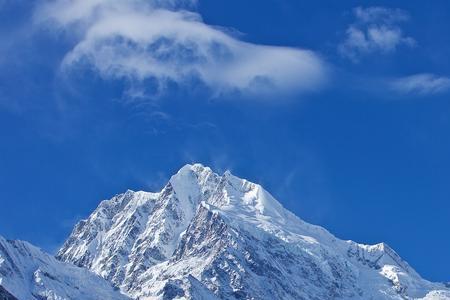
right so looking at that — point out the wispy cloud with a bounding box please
[35,0,327,98]
[390,73,450,95]
[339,7,415,62]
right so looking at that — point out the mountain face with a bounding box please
[0,236,129,300]
[54,164,449,300]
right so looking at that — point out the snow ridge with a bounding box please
[0,236,129,300]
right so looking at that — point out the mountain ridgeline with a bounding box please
[1,164,449,299]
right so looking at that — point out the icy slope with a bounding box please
[58,164,450,300]
[0,236,129,300]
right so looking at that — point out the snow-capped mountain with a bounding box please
[0,236,129,300]
[56,164,450,300]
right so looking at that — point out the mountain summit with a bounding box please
[1,164,449,299]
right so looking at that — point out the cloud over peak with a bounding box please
[35,0,327,98]
[339,6,415,62]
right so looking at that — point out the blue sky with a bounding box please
[1,0,450,282]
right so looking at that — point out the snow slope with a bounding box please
[0,236,129,300]
[53,163,450,299]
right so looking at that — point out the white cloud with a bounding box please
[35,0,327,98]
[390,73,450,95]
[339,6,415,62]
[353,7,409,24]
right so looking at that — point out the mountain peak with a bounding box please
[51,164,449,300]
[175,163,215,177]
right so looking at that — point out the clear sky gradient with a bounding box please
[1,0,449,282]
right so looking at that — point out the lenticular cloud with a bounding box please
[36,0,327,97]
